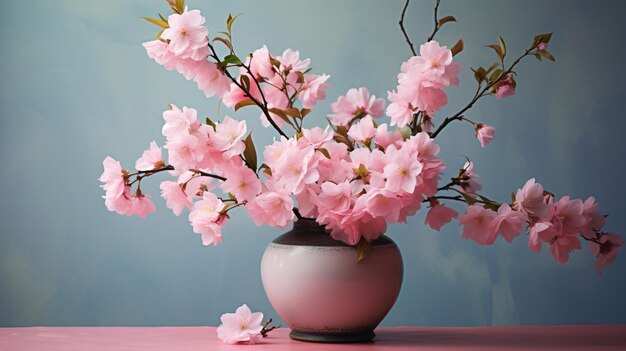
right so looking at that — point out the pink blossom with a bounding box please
[528,221,556,253]
[263,137,294,169]
[135,141,164,171]
[162,105,200,140]
[590,233,623,274]
[488,203,526,243]
[361,190,402,223]
[194,61,231,98]
[216,304,264,344]
[329,87,385,126]
[166,134,204,172]
[415,86,448,114]
[317,181,353,212]
[549,235,581,264]
[383,148,423,194]
[413,41,453,78]
[104,186,133,216]
[347,116,377,143]
[301,126,333,148]
[249,45,275,79]
[495,75,516,99]
[374,123,403,150]
[476,124,495,148]
[397,191,424,223]
[295,184,320,217]
[552,196,587,236]
[99,156,127,202]
[425,202,458,231]
[130,194,156,218]
[537,42,548,51]
[161,9,209,60]
[246,191,295,228]
[458,205,498,245]
[210,116,247,160]
[221,166,262,202]
[160,181,192,216]
[386,88,416,127]
[515,178,550,219]
[581,196,606,238]
[222,80,261,108]
[143,40,178,71]
[189,192,226,246]
[459,161,482,195]
[272,144,319,194]
[278,49,310,72]
[299,74,330,109]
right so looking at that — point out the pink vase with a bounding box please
[260,218,403,343]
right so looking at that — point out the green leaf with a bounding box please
[461,192,476,205]
[485,62,500,75]
[158,13,167,22]
[316,148,331,159]
[240,75,251,90]
[533,32,553,46]
[221,54,243,67]
[268,108,295,127]
[175,0,185,14]
[301,108,312,118]
[472,66,487,84]
[355,237,371,262]
[142,17,169,28]
[259,163,272,176]
[489,68,503,83]
[226,13,242,33]
[538,50,556,62]
[450,39,464,56]
[243,133,258,171]
[438,15,457,26]
[285,108,301,119]
[497,34,507,59]
[205,117,216,128]
[353,163,370,178]
[212,37,233,52]
[155,29,164,40]
[534,53,543,62]
[486,44,504,61]
[511,192,516,203]
[234,99,255,111]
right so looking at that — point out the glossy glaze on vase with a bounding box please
[260,218,403,343]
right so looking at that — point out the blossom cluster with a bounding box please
[143,9,231,98]
[99,3,621,273]
[222,45,330,128]
[386,41,462,129]
[425,178,622,273]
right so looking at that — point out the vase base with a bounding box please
[289,330,375,343]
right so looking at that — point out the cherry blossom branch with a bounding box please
[128,165,227,186]
[429,48,532,139]
[207,43,288,139]
[399,0,417,56]
[426,0,442,42]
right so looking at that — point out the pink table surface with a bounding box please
[1,326,625,350]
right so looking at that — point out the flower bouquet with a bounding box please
[99,0,622,343]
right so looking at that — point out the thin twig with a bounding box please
[426,0,442,42]
[399,0,417,56]
[429,49,532,138]
[207,43,288,139]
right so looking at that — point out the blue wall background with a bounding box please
[1,0,625,327]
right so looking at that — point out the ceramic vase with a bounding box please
[260,218,403,343]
